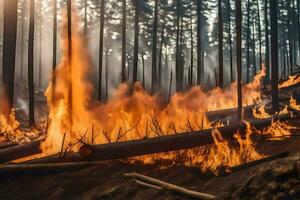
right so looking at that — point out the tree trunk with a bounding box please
[151,0,158,94]
[38,3,43,88]
[252,23,257,76]
[121,0,127,82]
[256,0,262,70]
[20,0,25,80]
[218,0,223,88]
[227,0,233,82]
[196,0,202,85]
[142,53,145,88]
[52,0,57,104]
[175,0,182,92]
[190,15,194,87]
[67,0,73,131]
[28,0,35,126]
[2,0,18,109]
[132,0,139,84]
[98,0,105,100]
[270,0,279,111]
[158,24,165,91]
[264,0,270,83]
[246,0,250,83]
[105,50,109,100]
[84,0,88,36]
[288,0,294,75]
[297,0,300,63]
[235,0,243,121]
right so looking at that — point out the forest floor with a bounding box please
[1,120,300,200]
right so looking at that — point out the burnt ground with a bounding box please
[1,121,300,200]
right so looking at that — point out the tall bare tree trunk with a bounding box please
[175,0,182,92]
[158,24,165,90]
[52,0,57,103]
[252,23,257,76]
[235,0,243,121]
[218,0,223,88]
[151,0,158,94]
[38,3,43,88]
[20,0,25,80]
[121,0,127,82]
[2,0,18,109]
[132,0,139,83]
[264,0,270,83]
[270,0,279,111]
[190,15,194,87]
[98,0,105,100]
[227,0,233,82]
[196,0,202,85]
[246,0,250,83]
[67,0,73,131]
[28,0,35,126]
[256,0,262,70]
[84,0,88,36]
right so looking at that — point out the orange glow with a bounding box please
[279,75,300,89]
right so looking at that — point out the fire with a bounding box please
[279,75,300,89]
[252,105,271,119]
[42,11,266,155]
[290,96,300,111]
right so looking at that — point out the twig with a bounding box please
[134,179,162,190]
[125,172,216,199]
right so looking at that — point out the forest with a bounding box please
[1,0,300,199]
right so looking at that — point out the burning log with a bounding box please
[0,141,17,149]
[206,105,254,121]
[0,141,41,163]
[125,172,216,199]
[0,161,104,177]
[228,151,289,174]
[23,114,294,165]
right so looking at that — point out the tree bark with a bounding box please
[158,24,165,90]
[246,0,250,83]
[67,0,73,130]
[28,0,35,126]
[196,0,202,85]
[121,0,127,82]
[175,0,182,92]
[264,0,270,83]
[190,15,194,87]
[20,0,25,80]
[227,0,233,82]
[218,0,223,88]
[256,0,262,70]
[132,0,139,84]
[151,0,158,94]
[235,0,243,121]
[98,0,105,100]
[2,0,18,109]
[270,0,279,111]
[84,0,88,36]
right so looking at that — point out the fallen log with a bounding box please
[206,105,254,121]
[0,141,18,149]
[0,161,104,177]
[228,151,289,174]
[0,141,41,163]
[23,114,294,164]
[125,172,216,199]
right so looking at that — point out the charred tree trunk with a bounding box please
[28,0,35,126]
[256,0,262,70]
[98,0,105,100]
[142,53,145,88]
[132,0,139,84]
[105,50,109,100]
[298,0,300,62]
[158,24,165,91]
[270,0,279,111]
[52,0,57,103]
[67,0,73,130]
[196,0,202,85]
[2,0,18,108]
[227,0,233,82]
[38,3,43,88]
[84,0,88,36]
[121,0,127,82]
[175,0,182,92]
[252,23,257,76]
[151,0,158,94]
[235,0,243,121]
[288,0,294,75]
[246,0,250,83]
[264,0,270,83]
[190,15,194,87]
[20,0,25,80]
[218,0,223,88]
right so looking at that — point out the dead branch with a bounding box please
[125,172,216,199]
